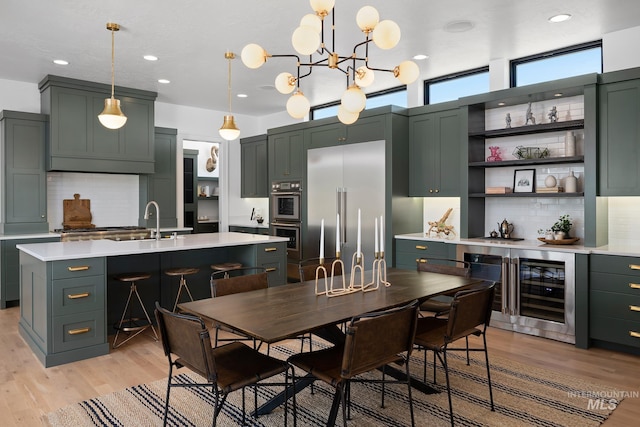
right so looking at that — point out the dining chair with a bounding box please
[154,302,291,427]
[287,300,420,427]
[413,283,496,426]
[416,258,471,317]
[210,266,269,349]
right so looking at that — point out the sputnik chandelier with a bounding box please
[240,0,419,124]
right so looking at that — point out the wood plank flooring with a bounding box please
[1,305,638,426]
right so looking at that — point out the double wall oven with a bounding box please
[270,180,301,261]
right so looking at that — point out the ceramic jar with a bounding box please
[565,171,578,193]
[545,175,557,188]
[565,131,576,157]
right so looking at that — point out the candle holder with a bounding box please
[315,254,353,297]
[349,251,365,290]
[363,251,390,292]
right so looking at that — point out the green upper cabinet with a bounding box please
[268,129,303,182]
[409,104,462,197]
[304,114,388,150]
[39,75,157,174]
[598,69,640,196]
[139,127,177,228]
[0,111,49,234]
[240,134,269,198]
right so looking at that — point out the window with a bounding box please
[511,41,602,87]
[424,67,489,105]
[311,86,407,120]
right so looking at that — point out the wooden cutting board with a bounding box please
[62,193,95,229]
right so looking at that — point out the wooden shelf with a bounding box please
[469,155,584,168]
[469,192,584,198]
[197,176,219,182]
[198,195,218,200]
[469,119,584,138]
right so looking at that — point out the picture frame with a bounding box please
[513,169,535,193]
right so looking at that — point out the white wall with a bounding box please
[603,26,640,72]
[0,79,40,113]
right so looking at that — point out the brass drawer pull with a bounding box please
[630,305,640,312]
[68,327,90,335]
[265,267,277,272]
[629,264,640,270]
[68,266,90,272]
[417,258,427,263]
[67,292,90,300]
[415,245,427,250]
[264,247,278,252]
[630,331,640,338]
[630,283,640,289]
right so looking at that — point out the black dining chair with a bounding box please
[154,302,292,427]
[413,283,496,426]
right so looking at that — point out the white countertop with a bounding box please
[17,232,288,262]
[590,244,640,257]
[0,232,60,241]
[229,221,270,229]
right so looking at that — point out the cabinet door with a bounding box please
[269,130,304,181]
[304,123,344,150]
[241,136,268,197]
[345,114,386,144]
[183,152,197,230]
[140,128,177,227]
[598,80,640,196]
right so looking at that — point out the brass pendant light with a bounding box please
[219,51,241,141]
[98,22,127,130]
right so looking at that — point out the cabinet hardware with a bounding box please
[265,267,277,272]
[435,189,439,193]
[68,327,90,335]
[630,305,640,312]
[264,247,277,252]
[67,293,90,300]
[429,189,433,193]
[630,283,640,289]
[415,245,427,250]
[67,266,90,272]
[630,331,640,338]
[629,264,640,270]
[417,258,427,263]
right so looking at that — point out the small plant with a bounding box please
[551,214,572,234]
[537,228,552,236]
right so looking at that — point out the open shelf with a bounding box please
[469,119,584,138]
[470,155,584,168]
[470,192,584,198]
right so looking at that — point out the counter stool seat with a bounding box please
[165,267,200,311]
[210,262,243,278]
[113,272,159,349]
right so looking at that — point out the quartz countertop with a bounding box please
[0,232,60,241]
[590,244,640,257]
[17,232,287,262]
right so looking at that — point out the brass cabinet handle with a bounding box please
[415,245,427,250]
[630,305,640,312]
[265,267,277,272]
[264,247,278,252]
[417,258,427,263]
[630,283,640,289]
[630,331,640,338]
[67,293,90,300]
[68,266,90,272]
[629,264,640,270]
[68,327,90,335]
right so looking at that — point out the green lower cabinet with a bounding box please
[394,238,452,270]
[257,242,286,286]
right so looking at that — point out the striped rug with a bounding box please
[46,341,621,426]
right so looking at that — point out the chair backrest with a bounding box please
[154,302,216,382]
[298,257,342,282]
[341,300,419,379]
[445,283,496,343]
[417,258,471,277]
[210,266,269,297]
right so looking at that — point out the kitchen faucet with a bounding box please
[144,201,160,240]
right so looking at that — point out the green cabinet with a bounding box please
[268,129,304,182]
[394,238,453,270]
[256,242,287,286]
[0,111,49,234]
[304,114,387,150]
[139,127,177,228]
[409,105,462,197]
[598,72,640,196]
[39,75,157,174]
[240,134,268,197]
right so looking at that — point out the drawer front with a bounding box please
[591,254,640,275]
[590,315,640,348]
[52,276,105,316]
[257,243,286,263]
[52,311,106,353]
[52,258,105,280]
[260,260,285,286]
[590,290,640,321]
[396,239,449,257]
[590,272,640,295]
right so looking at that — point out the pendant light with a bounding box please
[219,51,241,141]
[98,22,127,130]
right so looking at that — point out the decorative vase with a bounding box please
[555,231,566,240]
[565,131,576,157]
[545,232,555,240]
[565,171,578,193]
[545,175,557,188]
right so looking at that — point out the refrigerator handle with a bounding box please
[511,256,520,315]
[501,257,509,315]
[341,188,347,245]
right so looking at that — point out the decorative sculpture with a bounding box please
[427,208,456,238]
[487,146,502,162]
[548,106,558,123]
[505,113,511,128]
[205,144,219,172]
[525,102,536,125]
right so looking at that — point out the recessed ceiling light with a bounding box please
[53,59,69,65]
[498,102,506,106]
[549,14,572,23]
[444,20,475,33]
[144,55,158,61]
[554,92,563,97]
[237,93,248,98]
[158,79,170,84]
[413,54,428,60]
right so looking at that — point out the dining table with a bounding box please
[178,267,483,419]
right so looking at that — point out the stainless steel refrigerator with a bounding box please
[305,140,386,271]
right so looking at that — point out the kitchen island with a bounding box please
[17,232,288,367]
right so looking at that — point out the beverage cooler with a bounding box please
[457,245,576,344]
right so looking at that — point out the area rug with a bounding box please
[46,341,622,426]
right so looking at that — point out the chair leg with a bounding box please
[466,335,471,365]
[381,364,387,408]
[483,334,495,411]
[439,349,455,427]
[433,350,437,384]
[113,283,158,348]
[290,366,298,427]
[173,275,195,312]
[405,358,416,427]
[340,383,348,427]
[162,364,173,426]
[133,285,158,341]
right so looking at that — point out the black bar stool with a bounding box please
[112,272,159,348]
[210,262,242,278]
[165,267,199,311]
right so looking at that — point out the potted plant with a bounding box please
[551,214,572,239]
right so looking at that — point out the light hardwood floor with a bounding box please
[1,305,638,426]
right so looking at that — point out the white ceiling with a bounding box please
[1,0,640,117]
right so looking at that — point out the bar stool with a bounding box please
[112,272,159,349]
[165,267,199,311]
[210,261,242,278]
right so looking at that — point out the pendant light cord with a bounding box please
[110,27,115,99]
[227,53,233,114]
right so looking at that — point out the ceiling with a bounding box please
[2,0,640,117]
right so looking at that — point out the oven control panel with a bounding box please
[271,181,301,192]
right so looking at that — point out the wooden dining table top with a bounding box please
[179,268,482,344]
